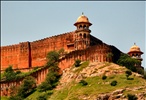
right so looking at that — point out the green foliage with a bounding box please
[46,51,60,66]
[38,50,60,93]
[125,70,132,79]
[74,59,81,67]
[38,82,52,92]
[58,48,65,55]
[110,80,117,86]
[102,75,107,80]
[17,76,36,98]
[127,94,138,100]
[36,93,47,100]
[9,76,36,99]
[3,65,16,81]
[117,53,140,72]
[137,68,144,75]
[79,80,88,86]
[9,95,23,100]
[74,61,89,73]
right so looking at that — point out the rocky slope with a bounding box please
[50,61,146,100]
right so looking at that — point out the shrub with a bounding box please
[17,76,36,98]
[74,59,81,67]
[102,75,107,80]
[36,94,47,100]
[117,53,139,72]
[79,80,88,86]
[9,95,23,100]
[125,70,132,79]
[127,94,138,100]
[137,68,144,75]
[110,80,117,86]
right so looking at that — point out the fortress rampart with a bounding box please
[1,31,121,72]
[0,14,123,96]
[1,32,75,71]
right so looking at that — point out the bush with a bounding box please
[102,75,107,80]
[36,93,47,100]
[110,80,117,86]
[125,70,132,79]
[137,68,144,75]
[38,82,52,92]
[9,95,23,100]
[117,53,139,72]
[79,80,88,86]
[74,59,81,67]
[127,94,138,100]
[17,76,36,98]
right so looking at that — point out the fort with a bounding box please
[1,13,122,72]
[0,13,143,96]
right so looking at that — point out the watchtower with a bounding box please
[74,13,92,50]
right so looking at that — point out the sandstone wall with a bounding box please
[1,44,20,70]
[1,32,74,71]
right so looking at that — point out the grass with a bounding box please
[2,62,146,100]
[49,73,146,100]
[1,96,9,100]
[73,61,89,73]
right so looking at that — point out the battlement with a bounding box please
[1,44,20,51]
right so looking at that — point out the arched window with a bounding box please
[83,25,87,29]
[79,25,82,29]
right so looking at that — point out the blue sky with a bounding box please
[1,1,145,68]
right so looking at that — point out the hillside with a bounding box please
[25,61,146,100]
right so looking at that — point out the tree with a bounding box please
[46,51,60,66]
[117,53,140,72]
[38,50,61,93]
[17,76,36,98]
[3,65,16,81]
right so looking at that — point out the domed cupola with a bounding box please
[128,43,143,61]
[74,13,92,26]
[74,13,92,50]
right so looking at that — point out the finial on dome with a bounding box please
[82,12,84,15]
[134,43,136,45]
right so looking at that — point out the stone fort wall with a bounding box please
[1,32,75,71]
[0,42,121,96]
[1,31,121,72]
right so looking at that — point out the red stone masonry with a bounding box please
[1,31,121,72]
[1,31,75,71]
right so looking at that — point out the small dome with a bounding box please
[74,13,92,26]
[128,43,143,54]
[76,15,89,23]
